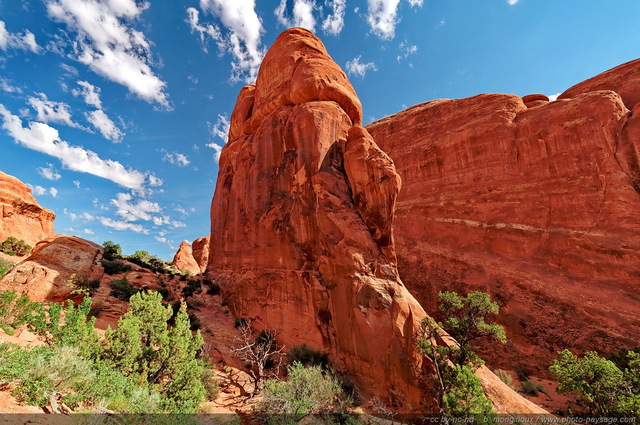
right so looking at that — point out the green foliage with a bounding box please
[287,345,330,370]
[437,291,506,366]
[520,380,543,397]
[67,273,101,296]
[181,279,201,298]
[607,347,640,371]
[109,277,140,301]
[493,369,514,390]
[441,365,494,420]
[125,251,173,274]
[417,291,506,418]
[102,240,122,261]
[260,362,351,421]
[513,366,531,382]
[0,258,14,279]
[101,258,132,275]
[0,236,32,256]
[550,349,640,417]
[0,290,39,332]
[103,291,206,412]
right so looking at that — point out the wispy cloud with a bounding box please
[397,41,417,62]
[0,20,40,53]
[45,0,169,107]
[27,184,47,196]
[28,93,81,128]
[49,187,58,197]
[507,0,520,5]
[37,163,62,181]
[161,150,190,167]
[0,104,155,191]
[345,55,377,78]
[322,0,346,35]
[85,109,124,143]
[206,113,230,162]
[187,0,265,83]
[72,80,102,109]
[0,78,22,94]
[99,216,148,234]
[275,0,317,32]
[366,0,401,39]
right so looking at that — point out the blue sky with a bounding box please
[1,0,639,260]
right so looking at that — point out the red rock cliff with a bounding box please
[0,171,55,246]
[192,235,210,273]
[367,61,640,375]
[208,28,544,413]
[171,241,200,275]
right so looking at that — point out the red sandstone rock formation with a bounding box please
[171,241,200,275]
[559,58,640,110]
[0,171,55,247]
[192,236,210,273]
[0,235,103,302]
[368,69,640,375]
[208,28,543,413]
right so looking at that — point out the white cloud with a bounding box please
[548,93,561,102]
[0,20,40,53]
[397,41,417,62]
[275,0,317,32]
[186,7,223,54]
[45,0,169,107]
[189,0,266,83]
[99,216,148,233]
[148,174,163,187]
[0,78,22,94]
[27,184,47,196]
[345,55,377,78]
[85,109,124,142]
[49,187,58,197]
[366,0,401,39]
[0,104,152,191]
[82,228,94,235]
[161,150,190,167]
[38,163,62,181]
[72,80,102,108]
[408,0,423,6]
[28,93,81,128]
[507,0,520,4]
[111,192,162,222]
[209,113,230,142]
[73,180,81,188]
[322,0,346,35]
[82,212,95,221]
[155,235,166,243]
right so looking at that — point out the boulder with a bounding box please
[171,241,200,275]
[192,236,210,273]
[0,171,55,247]
[0,235,103,302]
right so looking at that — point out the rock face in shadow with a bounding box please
[0,171,55,246]
[208,28,545,413]
[367,61,640,375]
[171,241,200,275]
[0,235,103,302]
[192,236,210,273]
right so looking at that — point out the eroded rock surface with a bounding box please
[0,171,55,246]
[208,28,543,413]
[171,241,200,275]
[368,71,640,375]
[192,236,210,273]
[0,235,103,302]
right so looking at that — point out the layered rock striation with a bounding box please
[0,235,103,302]
[367,60,640,374]
[0,171,55,247]
[208,28,543,412]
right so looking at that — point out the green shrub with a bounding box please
[287,345,330,370]
[440,365,494,419]
[101,259,131,275]
[204,280,220,296]
[260,362,351,420]
[182,279,201,298]
[67,273,101,296]
[0,258,14,279]
[513,365,531,382]
[493,369,515,390]
[0,236,31,256]
[102,241,122,261]
[520,380,543,396]
[109,278,139,301]
[0,290,39,330]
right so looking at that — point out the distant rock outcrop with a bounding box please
[171,241,200,275]
[208,28,543,413]
[0,171,55,246]
[368,61,640,375]
[192,236,210,273]
[0,235,103,302]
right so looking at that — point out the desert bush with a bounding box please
[0,258,14,279]
[203,279,220,296]
[67,273,101,296]
[519,380,543,396]
[102,241,122,261]
[0,236,31,256]
[0,290,39,332]
[493,369,515,390]
[260,362,351,420]
[101,259,131,275]
[513,365,531,382]
[109,278,139,301]
[287,344,330,370]
[550,349,640,417]
[182,279,201,298]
